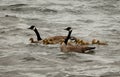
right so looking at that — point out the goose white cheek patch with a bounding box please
[33,27,36,30]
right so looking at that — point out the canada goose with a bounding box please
[96,40,108,45]
[29,38,41,43]
[92,39,98,44]
[29,37,53,44]
[28,25,42,41]
[60,27,96,53]
[92,39,108,45]
[76,39,90,45]
[28,25,77,44]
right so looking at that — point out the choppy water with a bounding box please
[0,0,120,77]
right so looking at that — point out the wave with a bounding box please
[9,4,27,7]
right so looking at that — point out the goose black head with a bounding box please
[28,25,36,30]
[64,27,72,31]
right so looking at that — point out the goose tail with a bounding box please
[85,47,96,50]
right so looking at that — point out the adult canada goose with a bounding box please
[60,27,96,53]
[28,25,77,44]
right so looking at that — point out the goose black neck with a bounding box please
[34,28,42,41]
[64,30,72,45]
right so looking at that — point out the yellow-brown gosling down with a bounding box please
[29,37,42,43]
[96,40,108,45]
[76,39,90,45]
[92,39,108,45]
[92,39,98,44]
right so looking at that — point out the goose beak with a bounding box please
[64,27,72,31]
[28,25,35,30]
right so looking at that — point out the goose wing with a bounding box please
[66,45,95,53]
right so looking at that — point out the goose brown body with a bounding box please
[60,43,95,53]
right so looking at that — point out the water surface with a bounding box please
[0,0,120,77]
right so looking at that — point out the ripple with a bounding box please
[9,4,27,7]
[100,72,120,77]
[0,0,120,77]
